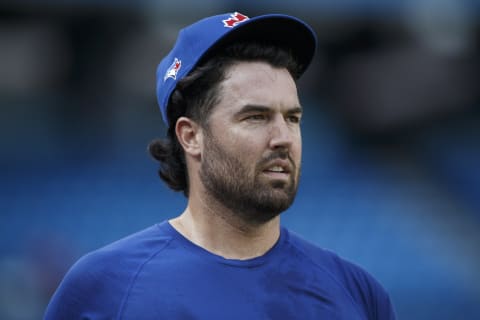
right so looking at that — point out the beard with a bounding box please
[199,130,300,225]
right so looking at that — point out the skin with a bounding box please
[170,61,302,260]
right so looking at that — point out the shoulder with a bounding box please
[284,229,396,320]
[44,223,173,319]
[70,223,173,282]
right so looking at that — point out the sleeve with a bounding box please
[333,255,397,320]
[43,250,127,320]
[374,289,396,320]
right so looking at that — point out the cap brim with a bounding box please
[199,14,317,77]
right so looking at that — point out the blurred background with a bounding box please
[1,0,480,319]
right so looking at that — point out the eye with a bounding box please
[287,115,301,124]
[245,114,267,121]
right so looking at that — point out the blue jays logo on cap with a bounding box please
[222,12,249,28]
[164,58,182,82]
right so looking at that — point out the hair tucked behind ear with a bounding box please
[149,41,301,197]
[148,134,187,195]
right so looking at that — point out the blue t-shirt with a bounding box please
[45,221,396,319]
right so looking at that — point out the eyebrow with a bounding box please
[235,104,303,116]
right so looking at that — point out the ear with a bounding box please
[175,117,202,158]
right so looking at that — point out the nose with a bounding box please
[268,115,296,150]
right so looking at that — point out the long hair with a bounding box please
[148,42,302,197]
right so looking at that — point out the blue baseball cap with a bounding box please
[156,12,317,125]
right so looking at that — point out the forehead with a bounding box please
[214,61,300,114]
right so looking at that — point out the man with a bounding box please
[45,12,396,319]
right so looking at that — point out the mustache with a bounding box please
[258,150,296,170]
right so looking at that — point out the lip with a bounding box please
[261,159,293,176]
[262,171,290,181]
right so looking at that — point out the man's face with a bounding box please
[199,61,302,224]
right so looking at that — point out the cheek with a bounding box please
[293,133,302,160]
[215,131,260,163]
[227,129,265,154]
[235,142,262,162]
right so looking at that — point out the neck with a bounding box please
[169,188,281,260]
